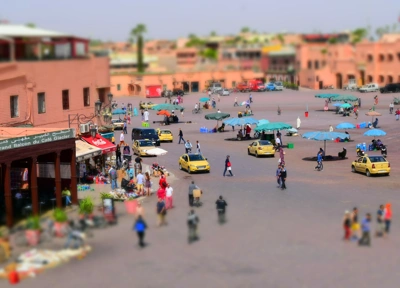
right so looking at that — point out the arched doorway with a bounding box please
[134,85,142,96]
[336,73,343,89]
[388,75,393,83]
[128,84,135,96]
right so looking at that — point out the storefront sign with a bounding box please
[0,129,75,152]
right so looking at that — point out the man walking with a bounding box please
[156,198,167,227]
[216,196,228,224]
[376,204,385,237]
[188,181,199,207]
[187,210,199,243]
[178,128,185,144]
[185,140,192,153]
[136,170,144,195]
[123,121,128,134]
[144,109,149,122]
[234,97,239,107]
[249,93,253,103]
[119,132,125,146]
[359,213,371,246]
[196,140,201,154]
[134,215,147,248]
[109,166,118,190]
[279,165,287,190]
[276,164,282,188]
[223,155,234,177]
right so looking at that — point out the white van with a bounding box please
[359,83,379,93]
[209,82,222,92]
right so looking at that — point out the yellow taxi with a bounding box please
[179,153,210,174]
[132,139,156,156]
[157,129,173,142]
[351,155,390,177]
[140,102,156,110]
[247,140,276,158]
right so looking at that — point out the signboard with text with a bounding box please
[0,129,75,152]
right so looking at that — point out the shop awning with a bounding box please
[75,140,102,162]
[80,134,116,155]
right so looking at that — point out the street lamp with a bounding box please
[94,99,102,116]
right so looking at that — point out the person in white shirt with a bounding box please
[144,110,149,122]
[275,136,281,148]
[166,184,174,209]
[194,103,198,111]
[136,171,145,195]
[217,109,221,113]
[196,141,201,153]
[119,132,125,145]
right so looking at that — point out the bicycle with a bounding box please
[192,109,202,114]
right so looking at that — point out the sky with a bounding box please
[2,0,399,41]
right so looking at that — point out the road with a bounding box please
[20,89,400,288]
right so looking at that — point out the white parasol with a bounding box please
[145,148,168,156]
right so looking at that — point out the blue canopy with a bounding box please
[315,93,340,98]
[332,102,342,107]
[112,108,126,115]
[224,117,259,126]
[257,119,270,126]
[336,122,356,129]
[363,129,386,137]
[302,131,350,154]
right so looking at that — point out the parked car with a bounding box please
[380,83,400,93]
[359,83,379,93]
[208,82,223,93]
[111,119,124,130]
[248,79,265,92]
[219,88,230,96]
[131,128,160,146]
[247,140,276,158]
[343,79,358,90]
[351,155,390,177]
[265,83,276,91]
[236,82,251,92]
[274,81,284,91]
[172,89,184,96]
[178,153,210,174]
[132,139,156,156]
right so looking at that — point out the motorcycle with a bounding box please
[356,148,365,157]
[381,145,387,157]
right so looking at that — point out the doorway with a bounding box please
[336,73,343,89]
[359,70,365,85]
[319,81,323,89]
[190,82,199,92]
[182,82,190,93]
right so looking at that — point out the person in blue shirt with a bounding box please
[359,213,371,246]
[315,151,323,170]
[276,164,282,188]
[134,216,147,248]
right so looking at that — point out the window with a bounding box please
[232,81,236,87]
[379,75,384,83]
[307,60,312,69]
[117,84,121,91]
[83,87,90,107]
[367,75,373,82]
[388,54,393,62]
[379,54,384,62]
[367,54,373,62]
[37,92,46,114]
[62,90,69,110]
[314,60,319,70]
[398,53,400,61]
[10,95,19,118]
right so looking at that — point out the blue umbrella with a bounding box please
[112,108,126,115]
[302,131,350,154]
[332,103,342,107]
[341,103,352,109]
[363,129,386,137]
[224,117,258,126]
[257,119,270,126]
[336,122,356,129]
[199,97,209,103]
[315,93,340,98]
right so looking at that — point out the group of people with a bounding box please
[275,164,287,190]
[342,203,392,246]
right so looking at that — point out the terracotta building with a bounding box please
[0,24,111,129]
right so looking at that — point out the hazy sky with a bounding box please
[2,0,399,41]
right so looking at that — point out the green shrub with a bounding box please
[26,216,40,230]
[53,208,68,223]
[79,197,94,215]
[100,192,113,200]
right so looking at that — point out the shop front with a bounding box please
[0,128,76,227]
[80,133,117,174]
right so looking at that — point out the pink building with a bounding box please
[0,25,111,129]
[296,34,400,89]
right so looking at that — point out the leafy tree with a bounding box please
[131,24,147,73]
[26,23,36,28]
[241,27,250,33]
[351,28,368,44]
[90,39,103,46]
[276,34,285,45]
[210,31,217,37]
[328,37,338,44]
[200,48,218,61]
[321,48,328,55]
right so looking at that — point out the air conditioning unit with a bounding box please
[79,123,90,134]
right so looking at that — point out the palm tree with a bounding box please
[131,24,147,73]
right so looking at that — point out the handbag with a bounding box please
[227,167,232,171]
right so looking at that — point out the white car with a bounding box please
[359,83,379,93]
[219,88,230,96]
[274,81,284,91]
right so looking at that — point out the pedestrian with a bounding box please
[185,140,192,153]
[136,170,144,195]
[217,109,221,113]
[141,109,144,121]
[389,102,394,114]
[234,97,239,107]
[218,94,220,102]
[296,116,301,129]
[108,166,118,190]
[329,125,333,132]
[111,135,115,145]
[395,108,400,121]
[144,172,151,196]
[343,211,351,241]
[384,203,392,235]
[134,215,147,248]
[144,109,149,122]
[279,165,287,190]
[166,183,173,209]
[376,204,385,237]
[157,186,166,201]
[156,198,167,227]
[116,145,122,166]
[359,213,371,246]
[223,155,234,177]
[194,141,200,154]
[279,147,285,165]
[127,114,131,124]
[358,97,362,108]
[188,181,199,207]
[276,164,282,188]
[215,196,228,224]
[275,134,281,149]
[249,93,253,103]
[351,207,360,241]
[187,210,199,243]
[180,108,184,118]
[135,155,143,171]
[62,187,72,205]
[123,121,128,134]
[178,128,185,144]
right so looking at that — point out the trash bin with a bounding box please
[305,111,309,118]
[287,143,294,149]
